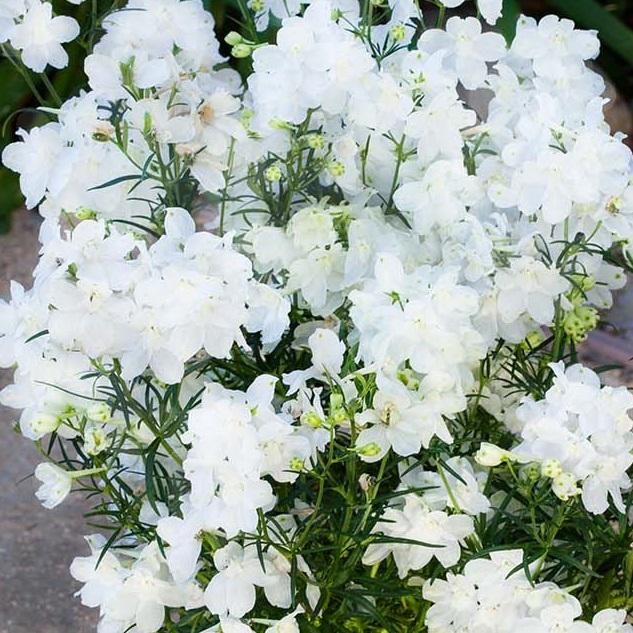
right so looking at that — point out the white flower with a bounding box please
[356,374,452,462]
[404,91,476,165]
[475,442,518,467]
[401,457,490,515]
[34,462,72,509]
[592,609,633,633]
[512,15,599,79]
[515,363,633,514]
[2,123,69,209]
[10,0,79,72]
[395,160,480,235]
[128,98,196,144]
[0,0,25,43]
[362,495,474,577]
[418,17,506,89]
[246,282,290,345]
[204,543,269,618]
[478,0,503,25]
[495,257,569,327]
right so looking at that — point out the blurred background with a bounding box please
[1,1,633,632]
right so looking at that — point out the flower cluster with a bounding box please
[424,550,631,633]
[3,0,633,631]
[481,362,633,515]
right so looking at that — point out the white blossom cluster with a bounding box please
[2,0,633,631]
[480,362,633,515]
[424,550,631,633]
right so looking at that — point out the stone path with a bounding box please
[0,210,97,633]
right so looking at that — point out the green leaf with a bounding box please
[547,0,633,65]
[497,0,521,44]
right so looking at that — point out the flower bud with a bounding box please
[232,43,252,59]
[264,164,283,182]
[301,411,323,429]
[541,458,563,479]
[390,24,406,42]
[327,160,345,178]
[224,31,243,46]
[475,442,512,467]
[552,472,580,501]
[305,133,324,149]
[358,442,382,458]
[521,462,541,482]
[359,473,374,492]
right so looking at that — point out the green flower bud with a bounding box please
[264,164,282,182]
[75,207,97,221]
[358,442,382,458]
[232,43,252,59]
[301,411,323,429]
[224,31,243,46]
[541,458,563,479]
[305,133,324,149]
[327,160,346,178]
[390,23,406,42]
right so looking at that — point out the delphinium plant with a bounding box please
[2,1,633,631]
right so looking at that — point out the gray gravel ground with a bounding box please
[0,210,97,633]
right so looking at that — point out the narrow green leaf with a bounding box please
[497,0,521,44]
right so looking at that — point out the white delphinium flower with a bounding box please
[478,0,503,25]
[72,540,201,633]
[424,551,613,633]
[249,0,375,130]
[350,253,486,406]
[514,362,633,514]
[128,97,196,145]
[9,0,79,72]
[495,256,569,334]
[403,91,476,165]
[5,2,633,630]
[418,16,506,89]
[0,280,48,368]
[156,500,207,584]
[512,15,600,80]
[183,390,274,537]
[394,160,480,235]
[283,327,346,394]
[362,494,474,577]
[355,373,453,462]
[204,542,270,618]
[591,610,633,633]
[424,550,532,632]
[400,457,490,516]
[2,123,69,209]
[250,0,302,32]
[34,462,73,509]
[0,0,25,42]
